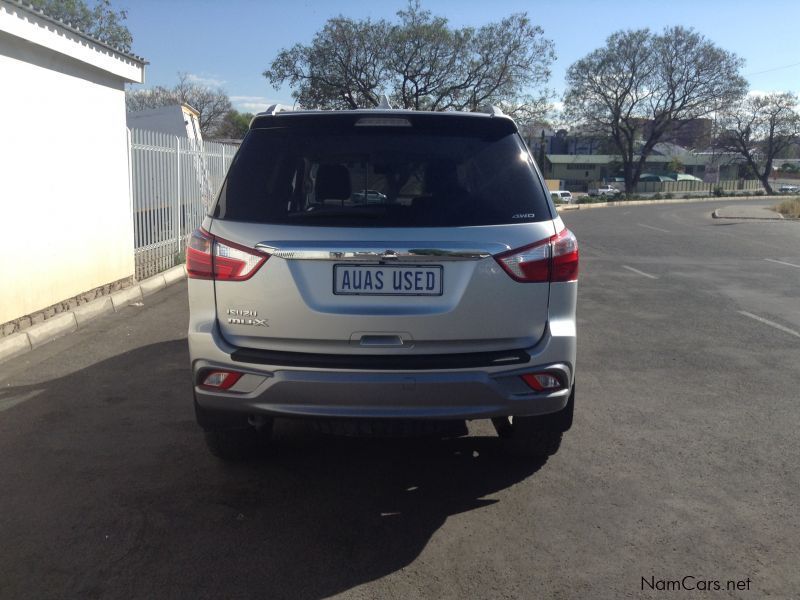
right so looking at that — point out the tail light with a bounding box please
[495,228,579,283]
[186,228,267,281]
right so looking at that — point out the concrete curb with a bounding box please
[711,208,797,221]
[711,209,784,220]
[111,286,143,310]
[73,296,114,327]
[27,313,77,349]
[0,333,32,363]
[556,194,787,212]
[0,264,187,365]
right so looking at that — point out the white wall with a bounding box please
[0,34,136,323]
[126,105,203,143]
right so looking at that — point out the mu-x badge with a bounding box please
[227,308,268,327]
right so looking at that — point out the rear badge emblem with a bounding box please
[227,308,268,327]
[228,318,269,327]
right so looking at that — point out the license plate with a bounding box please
[333,264,443,296]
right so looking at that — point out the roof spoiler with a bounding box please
[477,104,504,116]
[249,103,294,127]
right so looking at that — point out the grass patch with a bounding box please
[577,196,607,204]
[773,197,800,218]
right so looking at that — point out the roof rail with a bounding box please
[477,104,505,116]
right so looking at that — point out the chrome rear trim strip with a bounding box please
[254,241,510,261]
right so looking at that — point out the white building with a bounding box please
[127,103,203,143]
[0,0,146,325]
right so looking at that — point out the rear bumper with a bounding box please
[190,322,576,421]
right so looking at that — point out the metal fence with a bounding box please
[562,178,763,194]
[631,179,762,194]
[128,129,238,279]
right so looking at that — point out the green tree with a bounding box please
[717,92,800,194]
[126,73,233,136]
[667,157,684,173]
[28,0,133,52]
[564,27,747,194]
[265,17,390,110]
[264,1,554,119]
[213,110,254,140]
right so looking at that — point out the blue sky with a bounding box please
[121,0,800,114]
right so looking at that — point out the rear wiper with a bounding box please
[287,207,384,219]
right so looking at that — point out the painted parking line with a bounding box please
[622,265,658,279]
[738,311,800,339]
[638,223,670,233]
[764,258,800,269]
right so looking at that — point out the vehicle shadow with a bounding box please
[0,340,546,600]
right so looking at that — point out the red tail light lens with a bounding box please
[495,228,578,283]
[551,228,579,282]
[186,228,268,281]
[186,229,214,278]
[495,238,551,282]
[213,238,267,281]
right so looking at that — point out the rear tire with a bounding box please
[204,426,271,461]
[503,425,563,458]
[195,394,273,461]
[497,385,575,458]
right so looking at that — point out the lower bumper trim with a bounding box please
[230,347,531,370]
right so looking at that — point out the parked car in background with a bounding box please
[668,173,703,182]
[588,184,621,197]
[639,173,676,182]
[778,184,800,193]
[551,190,574,204]
[352,189,388,204]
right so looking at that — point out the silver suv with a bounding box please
[187,108,578,460]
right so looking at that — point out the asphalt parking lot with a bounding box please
[1,200,798,599]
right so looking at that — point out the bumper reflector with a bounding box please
[200,370,243,390]
[521,373,563,392]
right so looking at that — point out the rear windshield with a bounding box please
[213,120,551,227]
